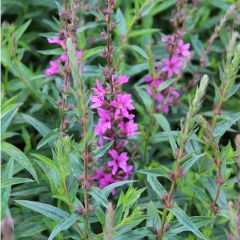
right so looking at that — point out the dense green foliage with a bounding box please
[1,1,240,240]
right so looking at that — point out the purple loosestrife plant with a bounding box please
[2,1,240,239]
[91,1,138,191]
[91,76,138,190]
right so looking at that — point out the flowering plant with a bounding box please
[1,1,239,240]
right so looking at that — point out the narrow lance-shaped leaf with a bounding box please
[22,113,50,137]
[146,174,167,196]
[1,158,14,218]
[48,213,79,240]
[2,142,38,182]
[169,205,207,240]
[2,178,34,188]
[15,200,69,221]
[15,19,32,41]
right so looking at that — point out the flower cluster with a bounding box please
[145,36,191,114]
[91,76,138,190]
[45,36,83,77]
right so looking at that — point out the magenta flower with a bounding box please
[111,94,134,119]
[117,76,129,85]
[57,54,68,63]
[99,173,113,189]
[92,79,105,95]
[162,55,183,79]
[77,50,83,59]
[91,96,104,109]
[108,149,131,175]
[118,120,139,137]
[91,79,106,109]
[45,61,59,76]
[47,37,66,49]
[94,109,111,135]
[176,39,191,57]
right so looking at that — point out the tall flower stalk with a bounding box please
[44,1,92,238]
[201,32,239,214]
[159,75,209,239]
[91,0,138,190]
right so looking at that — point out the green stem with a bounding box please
[63,177,83,238]
[159,109,193,239]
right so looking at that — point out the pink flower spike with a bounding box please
[176,39,191,57]
[45,61,59,76]
[162,55,183,79]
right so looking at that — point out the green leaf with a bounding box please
[48,213,79,240]
[15,216,47,238]
[103,180,137,197]
[1,142,38,182]
[37,129,59,149]
[129,29,158,38]
[151,131,178,144]
[116,8,127,36]
[114,228,154,240]
[92,141,113,158]
[1,158,14,218]
[146,174,167,196]
[182,154,205,173]
[82,46,104,61]
[157,79,175,92]
[155,113,177,152]
[77,22,99,33]
[169,205,207,240]
[32,153,60,193]
[150,0,177,16]
[142,2,157,16]
[147,201,161,232]
[67,38,80,88]
[125,63,149,76]
[95,207,105,226]
[202,177,227,208]
[31,153,57,171]
[168,216,213,237]
[138,167,170,179]
[22,113,50,136]
[2,178,34,188]
[15,19,32,41]
[90,187,108,208]
[1,102,22,132]
[38,48,64,55]
[15,200,69,221]
[214,113,240,141]
[154,113,170,131]
[134,85,152,111]
[122,45,148,59]
[114,214,147,236]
